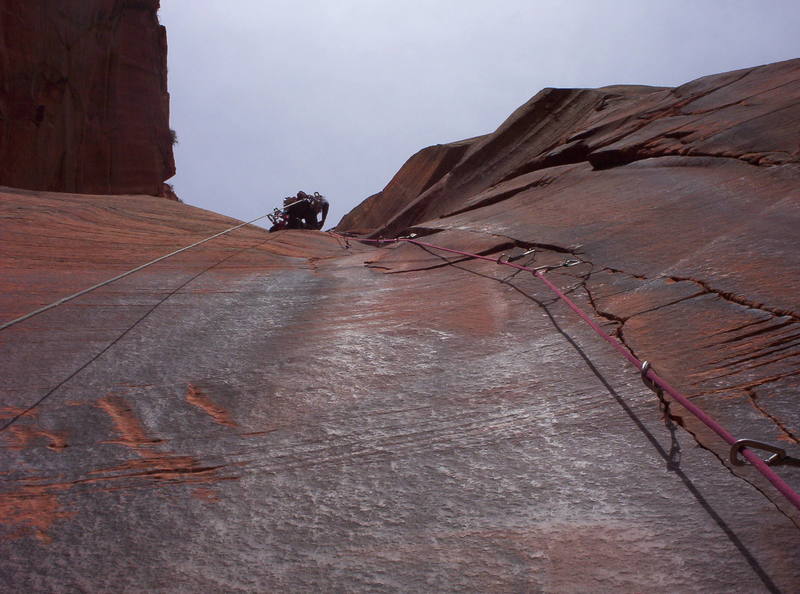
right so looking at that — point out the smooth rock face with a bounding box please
[3,59,800,592]
[0,0,174,196]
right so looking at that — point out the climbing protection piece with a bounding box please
[331,231,800,513]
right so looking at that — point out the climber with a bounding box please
[269,191,329,232]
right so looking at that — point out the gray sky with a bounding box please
[159,1,800,228]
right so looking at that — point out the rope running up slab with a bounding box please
[0,213,272,333]
[333,232,800,514]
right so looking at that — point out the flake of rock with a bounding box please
[363,229,514,273]
[337,137,481,234]
[340,59,800,238]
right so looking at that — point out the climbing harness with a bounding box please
[267,207,289,229]
[268,198,308,230]
[0,212,274,333]
[331,231,800,513]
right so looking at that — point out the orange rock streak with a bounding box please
[186,384,238,427]
[0,487,75,543]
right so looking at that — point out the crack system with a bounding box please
[668,275,800,322]
[358,225,800,523]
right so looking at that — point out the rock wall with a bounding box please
[339,59,800,238]
[337,59,800,525]
[336,137,482,235]
[2,59,800,590]
[0,0,175,196]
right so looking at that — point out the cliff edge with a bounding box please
[0,0,174,196]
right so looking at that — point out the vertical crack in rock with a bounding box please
[579,268,630,346]
[745,387,800,446]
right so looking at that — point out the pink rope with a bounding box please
[333,232,800,512]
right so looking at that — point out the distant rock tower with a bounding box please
[0,0,175,197]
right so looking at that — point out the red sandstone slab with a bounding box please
[425,157,800,316]
[4,56,800,590]
[1,188,799,590]
[337,138,481,234]
[340,59,800,241]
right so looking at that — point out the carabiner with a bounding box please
[730,439,786,466]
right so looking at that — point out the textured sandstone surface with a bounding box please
[0,0,174,196]
[1,187,799,592]
[343,59,800,239]
[337,137,482,235]
[2,59,800,592]
[338,61,800,526]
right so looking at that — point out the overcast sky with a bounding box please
[158,1,800,228]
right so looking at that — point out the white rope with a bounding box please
[0,213,272,332]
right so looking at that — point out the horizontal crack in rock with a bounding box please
[669,276,800,321]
